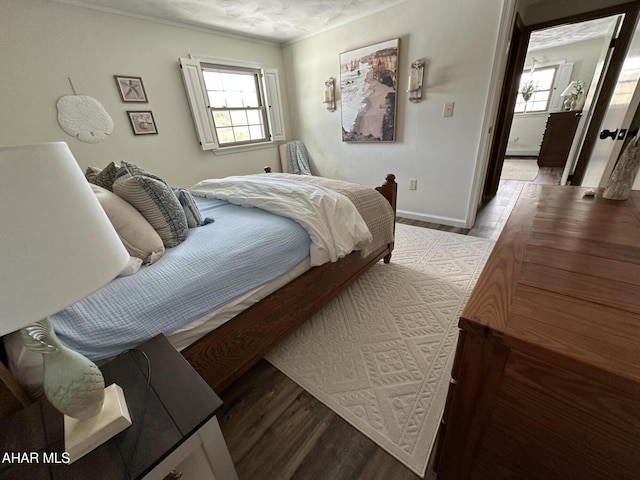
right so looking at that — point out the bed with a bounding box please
[0,170,397,418]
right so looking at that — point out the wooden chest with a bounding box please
[435,184,640,479]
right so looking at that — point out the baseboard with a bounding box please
[505,149,539,157]
[396,210,467,229]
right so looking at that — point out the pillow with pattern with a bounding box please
[173,188,214,228]
[117,161,166,184]
[86,162,119,191]
[113,164,188,248]
[85,166,102,183]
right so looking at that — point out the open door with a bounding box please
[568,2,640,185]
[482,1,640,201]
[576,17,640,187]
[561,16,623,185]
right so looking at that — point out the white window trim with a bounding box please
[179,54,286,153]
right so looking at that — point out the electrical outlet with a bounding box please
[409,179,417,190]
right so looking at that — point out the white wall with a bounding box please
[507,38,604,156]
[282,0,506,227]
[0,0,290,187]
[2,0,510,227]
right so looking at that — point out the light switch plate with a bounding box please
[443,102,455,117]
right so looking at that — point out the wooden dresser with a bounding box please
[435,184,640,479]
[537,111,582,167]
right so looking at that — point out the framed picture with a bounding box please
[127,111,158,135]
[114,75,148,102]
[340,38,399,142]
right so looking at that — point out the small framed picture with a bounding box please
[114,75,148,102]
[127,111,158,135]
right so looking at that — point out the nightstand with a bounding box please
[0,334,238,480]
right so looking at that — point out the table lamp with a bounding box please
[560,81,578,110]
[0,142,132,463]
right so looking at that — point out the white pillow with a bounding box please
[91,185,165,264]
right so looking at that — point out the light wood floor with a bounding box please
[216,165,562,480]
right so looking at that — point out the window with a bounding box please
[515,66,557,114]
[180,56,285,152]
[202,64,269,147]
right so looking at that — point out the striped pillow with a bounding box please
[113,166,188,248]
[173,188,214,228]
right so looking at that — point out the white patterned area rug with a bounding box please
[266,224,494,477]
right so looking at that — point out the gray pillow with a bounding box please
[113,166,188,248]
[85,166,102,183]
[86,162,119,191]
[117,160,166,184]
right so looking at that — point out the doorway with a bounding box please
[481,2,640,203]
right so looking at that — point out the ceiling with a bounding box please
[57,0,408,43]
[528,16,618,51]
[55,1,619,49]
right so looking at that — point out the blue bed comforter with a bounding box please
[51,196,311,360]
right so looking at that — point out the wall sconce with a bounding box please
[324,77,336,112]
[407,60,425,103]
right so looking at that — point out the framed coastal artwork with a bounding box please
[340,38,399,142]
[127,111,157,135]
[114,75,148,103]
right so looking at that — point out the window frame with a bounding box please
[201,63,271,148]
[514,60,574,116]
[514,65,558,114]
[180,55,285,153]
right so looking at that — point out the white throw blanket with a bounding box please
[190,175,373,266]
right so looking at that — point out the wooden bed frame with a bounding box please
[0,174,397,416]
[183,173,397,391]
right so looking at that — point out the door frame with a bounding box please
[482,1,640,199]
[571,2,640,185]
[482,14,527,201]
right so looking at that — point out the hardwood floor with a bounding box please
[216,165,563,480]
[218,360,425,480]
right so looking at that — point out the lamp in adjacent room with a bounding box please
[0,142,132,463]
[323,77,336,112]
[560,80,586,111]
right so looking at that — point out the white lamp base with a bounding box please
[65,383,132,463]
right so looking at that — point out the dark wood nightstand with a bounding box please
[0,334,238,480]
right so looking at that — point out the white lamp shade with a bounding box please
[0,142,129,335]
[560,81,577,97]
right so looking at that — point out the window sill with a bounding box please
[211,142,277,156]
